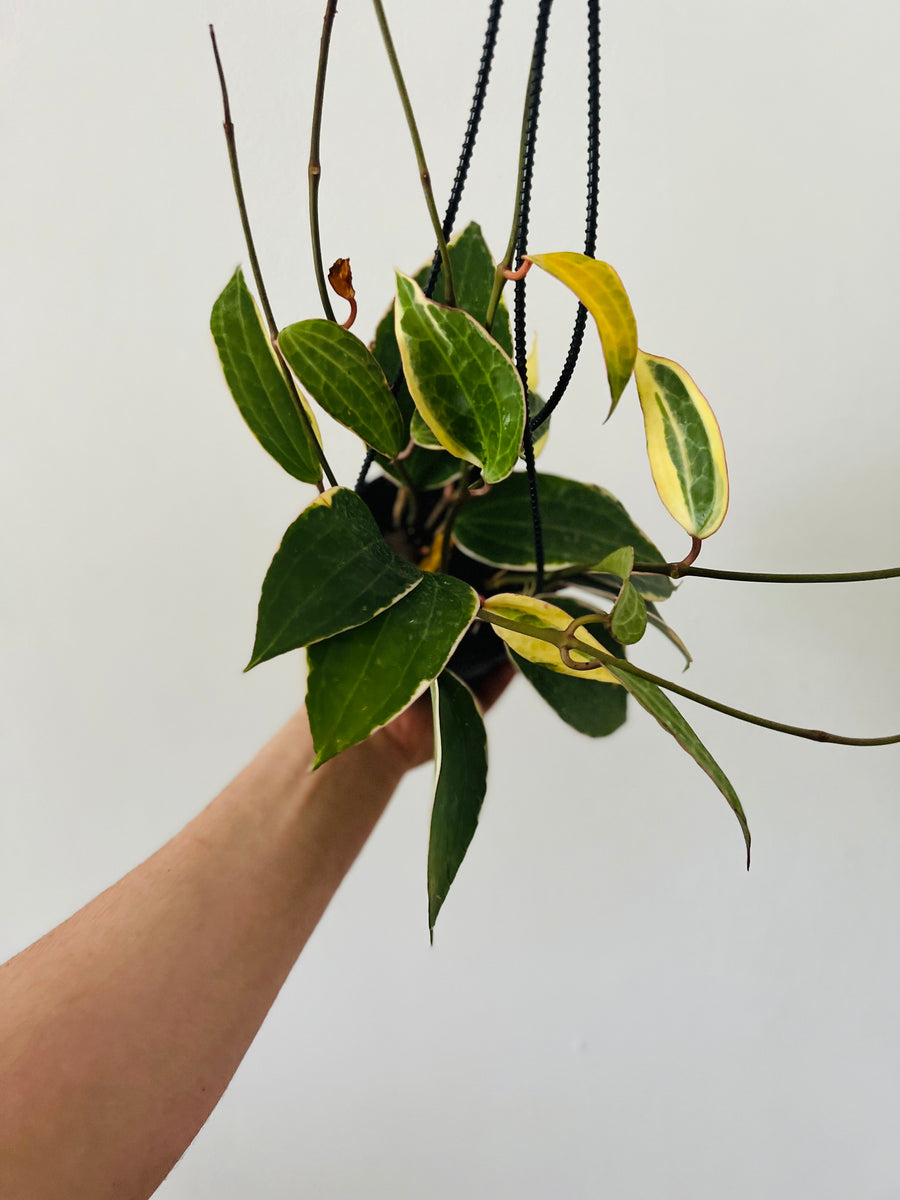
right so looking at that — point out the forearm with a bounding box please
[0,710,406,1200]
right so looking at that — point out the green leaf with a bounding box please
[374,446,461,490]
[526,252,638,418]
[278,319,406,458]
[394,272,525,485]
[603,663,751,866]
[453,471,673,598]
[593,546,647,645]
[306,572,478,767]
[247,487,423,670]
[634,350,729,539]
[210,268,322,483]
[369,222,513,432]
[509,598,626,737]
[427,672,488,940]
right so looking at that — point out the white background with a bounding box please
[3,1,900,1196]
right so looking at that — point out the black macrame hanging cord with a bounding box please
[513,0,554,592]
[355,0,505,494]
[529,0,601,434]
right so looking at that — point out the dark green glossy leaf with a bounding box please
[604,663,751,866]
[427,671,488,940]
[509,598,626,737]
[247,488,422,670]
[453,472,673,598]
[210,268,322,483]
[306,572,478,767]
[394,272,525,484]
[279,319,405,457]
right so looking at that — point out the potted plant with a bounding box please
[208,2,899,939]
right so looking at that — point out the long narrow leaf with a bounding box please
[604,663,751,866]
[427,672,488,940]
[210,268,322,483]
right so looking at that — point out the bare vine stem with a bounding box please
[632,562,900,584]
[476,608,900,746]
[308,0,339,323]
[372,0,456,307]
[209,25,338,490]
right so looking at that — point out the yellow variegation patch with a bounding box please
[634,350,729,539]
[526,252,638,417]
[482,593,620,684]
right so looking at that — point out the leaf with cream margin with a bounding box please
[526,252,638,418]
[480,593,620,683]
[246,487,422,670]
[306,572,478,767]
[278,319,406,458]
[210,268,322,483]
[603,662,751,866]
[634,350,729,539]
[427,671,488,940]
[394,272,525,484]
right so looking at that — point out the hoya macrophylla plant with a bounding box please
[207,7,900,938]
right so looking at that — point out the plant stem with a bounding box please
[209,26,338,490]
[372,0,456,307]
[308,1,339,323]
[439,464,471,573]
[484,37,536,332]
[632,562,900,584]
[476,608,900,746]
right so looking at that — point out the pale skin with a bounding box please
[0,666,512,1200]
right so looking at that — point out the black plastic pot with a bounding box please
[359,474,511,689]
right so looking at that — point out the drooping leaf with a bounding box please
[210,268,322,483]
[509,597,626,737]
[565,575,691,664]
[427,671,488,939]
[603,662,751,866]
[394,272,525,485]
[593,547,647,646]
[278,319,406,458]
[247,487,422,670]
[526,252,638,418]
[644,601,693,669]
[481,593,619,683]
[453,471,673,598]
[634,350,729,539]
[306,572,478,767]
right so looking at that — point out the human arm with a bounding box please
[0,663,508,1200]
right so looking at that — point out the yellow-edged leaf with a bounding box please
[481,593,619,684]
[634,350,729,539]
[526,251,638,417]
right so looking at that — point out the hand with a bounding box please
[372,661,516,774]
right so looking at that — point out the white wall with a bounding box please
[3,1,900,1196]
